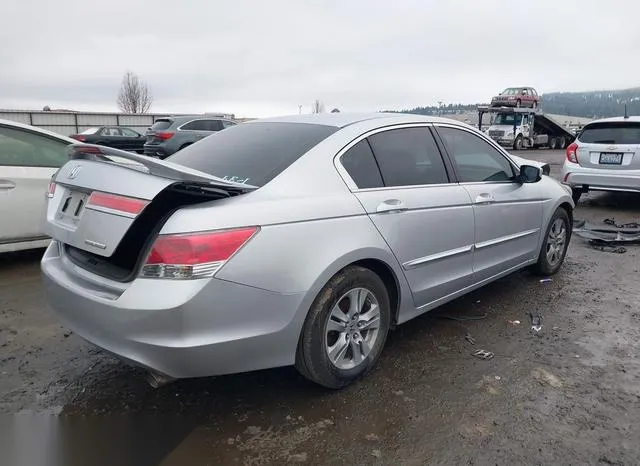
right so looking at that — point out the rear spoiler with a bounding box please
[65,144,257,193]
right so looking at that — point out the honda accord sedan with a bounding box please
[41,113,573,389]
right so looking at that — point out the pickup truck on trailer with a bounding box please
[478,106,576,150]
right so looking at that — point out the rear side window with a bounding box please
[167,122,338,187]
[0,125,68,167]
[367,127,449,187]
[341,140,383,189]
[578,122,640,145]
[202,119,223,131]
[181,119,211,131]
[151,119,172,131]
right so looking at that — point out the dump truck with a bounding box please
[478,106,576,150]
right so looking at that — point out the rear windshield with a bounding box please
[578,122,640,145]
[80,127,99,135]
[167,122,338,187]
[150,119,172,131]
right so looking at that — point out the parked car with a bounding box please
[41,113,573,389]
[491,87,540,108]
[0,119,75,253]
[562,116,640,203]
[70,126,145,153]
[143,116,236,159]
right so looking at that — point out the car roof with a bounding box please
[584,116,640,125]
[158,115,234,122]
[0,118,77,143]
[247,112,459,128]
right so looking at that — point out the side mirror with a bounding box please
[518,165,542,183]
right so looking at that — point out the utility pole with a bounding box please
[437,101,443,116]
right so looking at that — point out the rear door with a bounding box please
[339,125,475,308]
[575,121,640,170]
[0,124,68,244]
[435,124,543,284]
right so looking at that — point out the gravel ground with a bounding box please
[1,150,639,465]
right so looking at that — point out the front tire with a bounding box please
[295,266,391,389]
[513,135,523,150]
[531,208,571,276]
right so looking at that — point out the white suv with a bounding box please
[561,116,640,203]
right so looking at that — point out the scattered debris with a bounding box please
[393,390,404,396]
[473,349,494,360]
[439,313,487,322]
[539,278,553,284]
[531,367,563,388]
[365,433,380,441]
[604,218,640,229]
[288,452,308,463]
[506,320,521,326]
[465,333,476,345]
[530,313,542,332]
[589,241,627,254]
[371,449,382,459]
[495,376,501,381]
[574,218,640,244]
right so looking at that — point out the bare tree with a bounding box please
[311,99,325,114]
[117,71,153,113]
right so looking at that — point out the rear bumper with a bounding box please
[561,161,640,192]
[40,242,306,378]
[143,145,169,158]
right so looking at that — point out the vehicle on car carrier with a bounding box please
[479,106,576,150]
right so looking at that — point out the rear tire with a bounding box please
[516,99,522,108]
[549,137,557,150]
[558,136,566,149]
[530,208,571,276]
[295,266,391,389]
[178,143,192,151]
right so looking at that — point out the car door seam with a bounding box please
[474,228,540,250]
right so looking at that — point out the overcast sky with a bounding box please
[1,0,639,117]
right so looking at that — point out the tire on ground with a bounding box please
[295,266,391,389]
[530,207,571,276]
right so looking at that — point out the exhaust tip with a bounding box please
[146,370,175,389]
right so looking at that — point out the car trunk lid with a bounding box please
[45,144,255,279]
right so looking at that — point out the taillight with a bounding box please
[566,142,579,163]
[140,227,259,279]
[155,131,174,141]
[86,191,149,217]
[71,135,86,142]
[47,181,56,198]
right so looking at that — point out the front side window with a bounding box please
[340,140,383,189]
[0,126,68,167]
[438,127,515,183]
[367,127,448,187]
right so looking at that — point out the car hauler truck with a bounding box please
[478,106,576,150]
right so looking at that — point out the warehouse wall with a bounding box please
[0,110,234,136]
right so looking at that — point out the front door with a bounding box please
[435,125,543,284]
[339,126,475,308]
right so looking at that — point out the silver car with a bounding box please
[562,116,640,203]
[41,113,574,389]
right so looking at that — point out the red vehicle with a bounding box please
[491,87,540,109]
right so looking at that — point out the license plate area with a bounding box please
[56,189,88,226]
[599,152,623,165]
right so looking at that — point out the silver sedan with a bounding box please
[41,113,574,389]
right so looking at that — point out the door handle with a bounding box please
[474,193,494,205]
[376,199,407,214]
[0,180,16,191]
